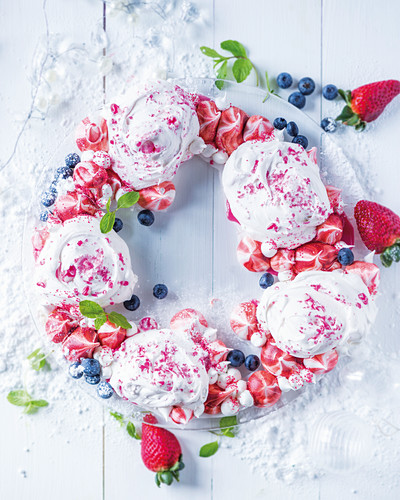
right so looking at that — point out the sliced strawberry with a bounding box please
[62,326,100,362]
[73,161,108,190]
[196,100,221,144]
[243,115,274,142]
[215,106,248,155]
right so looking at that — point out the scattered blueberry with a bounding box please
[97,381,114,399]
[123,294,140,311]
[85,374,101,385]
[245,354,260,372]
[288,91,306,109]
[153,283,168,299]
[39,211,49,222]
[41,190,57,207]
[81,358,101,376]
[322,84,338,100]
[49,181,58,194]
[227,349,245,368]
[65,153,81,168]
[286,121,299,137]
[56,166,73,179]
[259,272,274,289]
[298,77,315,95]
[321,117,338,133]
[138,209,155,226]
[273,117,287,130]
[113,217,123,232]
[337,248,354,266]
[69,362,84,379]
[292,135,309,149]
[276,72,293,89]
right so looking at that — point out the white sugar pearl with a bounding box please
[189,137,206,155]
[201,144,217,158]
[214,361,229,374]
[217,373,229,389]
[261,241,277,258]
[101,366,113,379]
[251,330,267,347]
[221,397,240,416]
[208,368,218,385]
[227,368,242,382]
[125,324,138,337]
[238,390,254,408]
[212,151,229,164]
[236,380,247,394]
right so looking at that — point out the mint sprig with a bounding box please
[79,300,132,330]
[110,411,141,439]
[100,191,140,234]
[27,348,51,371]
[7,389,49,415]
[199,415,238,457]
[199,440,219,457]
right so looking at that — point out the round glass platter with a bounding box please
[22,77,367,431]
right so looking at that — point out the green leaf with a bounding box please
[107,311,132,329]
[160,471,173,485]
[110,411,125,425]
[336,105,354,122]
[346,114,361,126]
[222,430,235,438]
[79,300,104,319]
[100,211,116,234]
[200,46,222,59]
[220,40,247,58]
[106,197,111,213]
[155,474,161,488]
[338,89,352,105]
[232,58,253,83]
[126,421,141,439]
[199,441,219,457]
[117,191,140,209]
[27,348,41,360]
[381,252,393,268]
[27,349,51,371]
[388,244,400,262]
[220,415,237,429]
[31,399,49,408]
[7,390,31,407]
[215,60,228,90]
[94,314,107,330]
[24,404,39,415]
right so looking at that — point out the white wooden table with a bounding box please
[1,1,400,499]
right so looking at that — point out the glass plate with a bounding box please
[23,78,366,430]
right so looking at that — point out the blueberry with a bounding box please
[288,92,306,109]
[123,294,140,311]
[41,191,57,207]
[39,211,49,222]
[113,217,123,232]
[298,77,315,96]
[69,362,84,379]
[49,181,58,194]
[245,354,260,372]
[65,153,81,168]
[321,117,337,133]
[97,381,114,399]
[292,135,309,149]
[273,117,287,130]
[337,248,354,266]
[286,121,299,137]
[81,358,101,376]
[277,72,293,89]
[56,166,73,179]
[226,349,245,367]
[85,374,101,385]
[138,209,155,226]
[153,283,168,299]
[322,84,338,100]
[259,272,274,289]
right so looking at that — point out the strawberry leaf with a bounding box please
[107,311,132,329]
[336,105,354,122]
[79,300,104,319]
[100,211,116,234]
[199,441,219,457]
[200,46,222,58]
[220,40,247,58]
[232,58,252,83]
[117,191,139,209]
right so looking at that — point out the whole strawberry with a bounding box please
[354,200,400,267]
[141,414,184,487]
[337,80,400,131]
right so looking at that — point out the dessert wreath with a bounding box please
[31,79,380,426]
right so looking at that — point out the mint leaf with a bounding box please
[232,58,252,83]
[7,390,31,407]
[100,211,116,234]
[27,348,51,371]
[79,300,104,319]
[24,404,39,415]
[94,314,107,330]
[126,421,141,440]
[199,441,219,457]
[219,415,237,429]
[110,411,125,425]
[215,60,228,90]
[31,399,49,408]
[106,197,111,212]
[27,348,41,360]
[200,46,222,58]
[117,191,140,209]
[220,40,247,58]
[108,311,132,329]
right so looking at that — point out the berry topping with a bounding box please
[39,211,49,222]
[56,166,74,179]
[40,191,57,208]
[85,374,101,385]
[337,248,354,266]
[113,217,123,232]
[259,272,274,289]
[298,77,315,95]
[226,349,245,367]
[153,283,168,299]
[138,209,155,226]
[97,381,114,399]
[124,294,140,311]
[273,117,287,130]
[244,354,260,371]
[286,121,299,137]
[321,117,337,133]
[322,84,338,100]
[81,358,101,376]
[277,72,293,89]
[292,135,309,149]
[288,92,306,109]
[69,362,84,379]
[65,153,81,168]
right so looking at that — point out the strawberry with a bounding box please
[337,80,400,131]
[354,200,400,267]
[141,414,184,487]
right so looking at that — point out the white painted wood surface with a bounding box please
[1,0,400,499]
